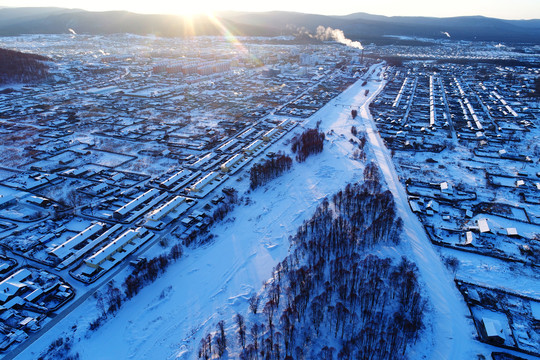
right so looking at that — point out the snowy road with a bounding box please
[358,73,482,358]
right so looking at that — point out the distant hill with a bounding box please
[0,7,539,44]
[0,8,277,37]
[224,11,540,43]
[0,47,50,85]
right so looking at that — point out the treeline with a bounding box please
[291,128,325,162]
[0,47,49,84]
[250,152,293,189]
[199,165,425,359]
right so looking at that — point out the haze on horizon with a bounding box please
[1,0,539,20]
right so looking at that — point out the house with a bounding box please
[190,172,219,193]
[85,229,141,269]
[463,231,474,245]
[159,170,186,190]
[506,228,518,237]
[0,194,17,209]
[148,196,186,222]
[0,269,31,305]
[113,188,160,220]
[477,218,490,233]
[277,119,291,129]
[243,139,264,154]
[262,128,280,142]
[426,200,440,213]
[49,222,105,261]
[481,317,505,344]
[467,288,481,304]
[220,154,244,173]
[440,182,453,194]
[409,200,421,213]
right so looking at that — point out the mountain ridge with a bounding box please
[0,7,539,43]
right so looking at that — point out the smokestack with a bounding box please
[361,49,364,64]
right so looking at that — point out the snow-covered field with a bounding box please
[14,64,495,360]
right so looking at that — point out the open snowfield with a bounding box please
[14,63,497,360]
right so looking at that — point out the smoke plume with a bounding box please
[315,26,363,50]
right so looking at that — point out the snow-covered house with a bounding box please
[426,200,440,214]
[0,269,31,305]
[481,317,506,344]
[0,194,17,209]
[477,218,490,233]
[440,181,453,194]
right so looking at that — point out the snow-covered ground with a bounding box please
[14,66,384,360]
[14,63,495,360]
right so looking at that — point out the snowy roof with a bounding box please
[477,219,490,233]
[86,229,139,266]
[24,288,43,302]
[468,289,480,302]
[409,201,421,213]
[3,296,24,310]
[506,228,518,236]
[482,317,505,340]
[464,231,474,245]
[426,200,439,212]
[0,269,31,299]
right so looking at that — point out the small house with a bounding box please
[481,317,505,344]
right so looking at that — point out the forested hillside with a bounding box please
[0,47,49,85]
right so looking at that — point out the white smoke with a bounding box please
[68,28,77,35]
[315,26,363,50]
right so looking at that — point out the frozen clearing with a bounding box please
[15,64,482,359]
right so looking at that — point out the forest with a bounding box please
[199,163,425,359]
[0,47,49,85]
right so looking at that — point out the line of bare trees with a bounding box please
[291,128,325,162]
[250,152,293,189]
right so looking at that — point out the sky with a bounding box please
[0,0,539,20]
